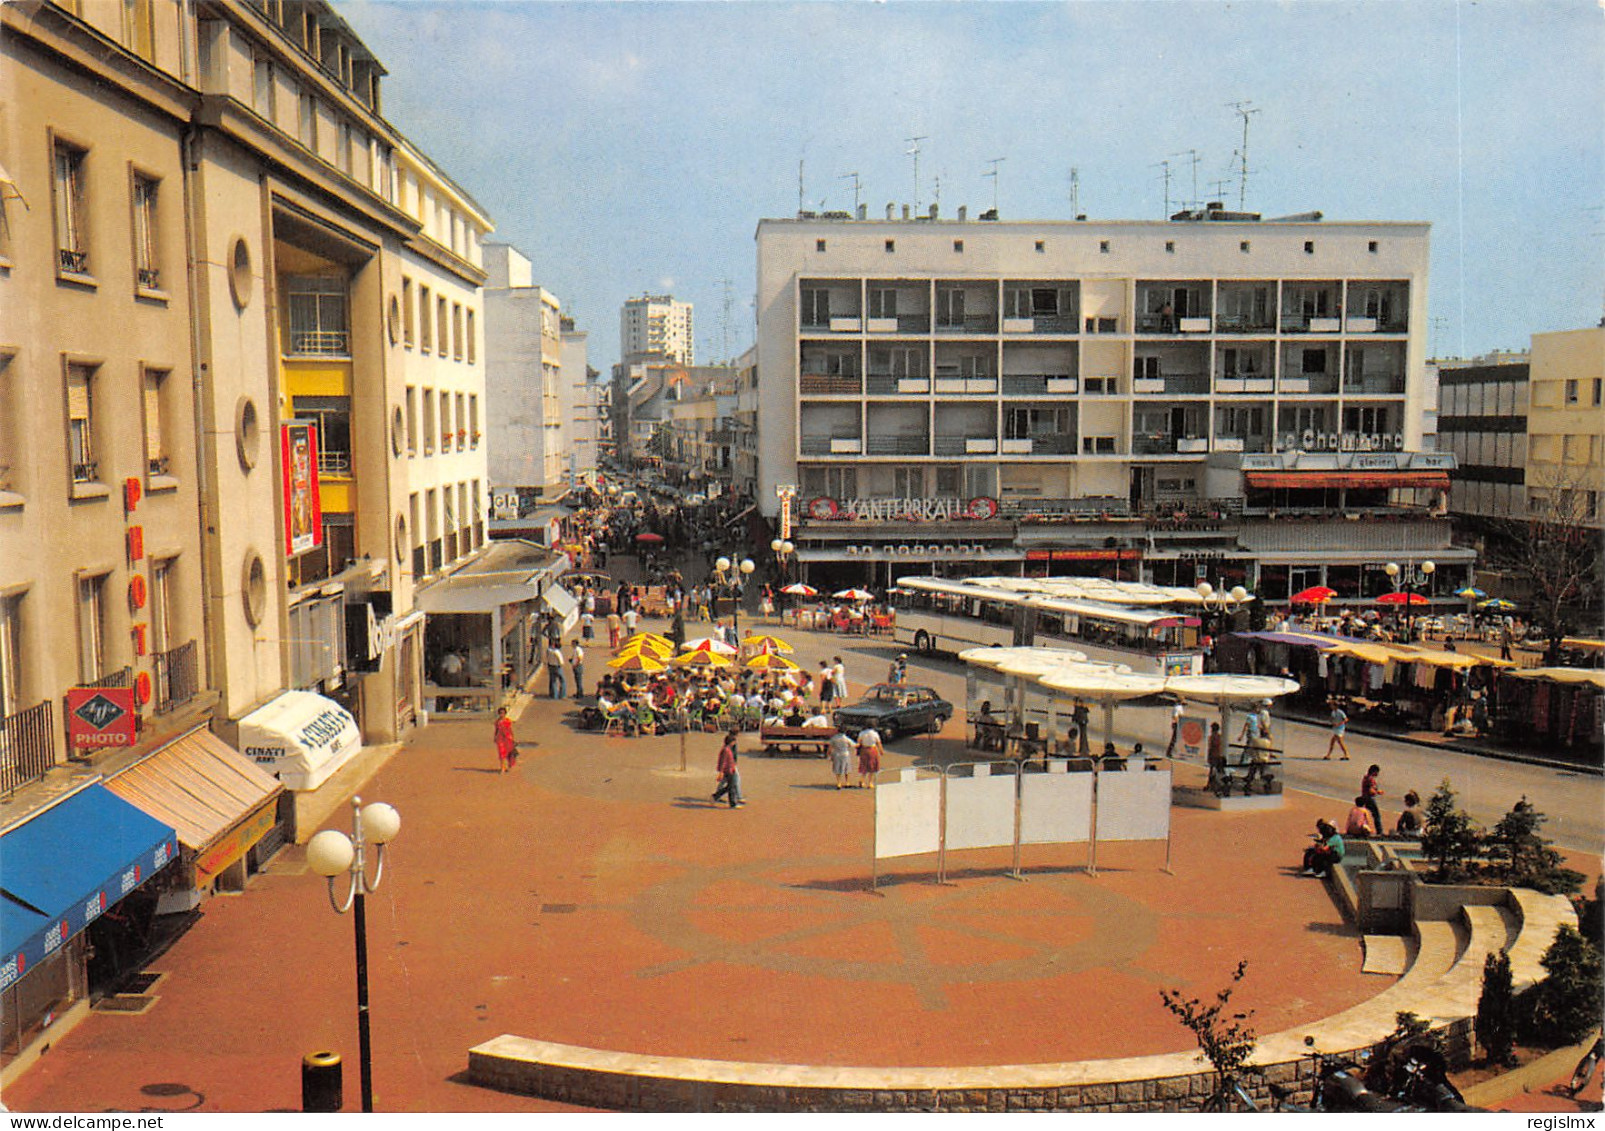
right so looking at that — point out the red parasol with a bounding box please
[635,532,664,543]
[1376,591,1429,606]
[1290,586,1339,605]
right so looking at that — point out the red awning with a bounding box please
[1245,471,1451,490]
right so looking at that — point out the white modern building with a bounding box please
[562,321,599,486]
[621,292,694,365]
[753,207,1468,602]
[483,243,567,497]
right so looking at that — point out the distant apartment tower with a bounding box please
[484,243,569,497]
[621,293,694,364]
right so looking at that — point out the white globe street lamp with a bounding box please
[306,797,401,1113]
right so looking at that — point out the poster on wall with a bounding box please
[282,421,323,555]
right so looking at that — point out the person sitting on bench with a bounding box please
[1302,819,1345,878]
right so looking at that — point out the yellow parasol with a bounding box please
[607,652,668,672]
[618,634,673,656]
[671,650,732,668]
[743,635,795,654]
[745,652,800,672]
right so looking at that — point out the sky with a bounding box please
[340,0,1604,372]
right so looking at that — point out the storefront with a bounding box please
[237,690,362,792]
[0,786,178,1084]
[103,727,284,914]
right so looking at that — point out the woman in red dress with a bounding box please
[494,706,518,773]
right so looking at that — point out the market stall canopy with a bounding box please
[1039,667,1166,700]
[1164,674,1302,705]
[957,645,1089,670]
[1478,598,1518,611]
[1507,667,1605,689]
[237,690,362,792]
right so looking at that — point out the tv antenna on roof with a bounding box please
[1227,101,1259,209]
[1153,159,1172,217]
[840,171,862,214]
[906,135,928,211]
[984,156,1005,214]
[1069,167,1080,217]
[1171,149,1201,211]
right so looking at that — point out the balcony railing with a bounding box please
[86,666,135,688]
[1214,314,1277,334]
[799,373,861,395]
[1003,313,1079,334]
[1,700,58,796]
[864,435,929,455]
[936,314,998,334]
[58,247,89,274]
[72,460,99,483]
[317,449,352,475]
[1132,434,1178,455]
[1000,374,1079,396]
[1278,374,1339,395]
[1280,312,1343,333]
[933,435,998,455]
[289,330,351,356]
[152,639,199,715]
[1342,374,1406,395]
[865,374,927,395]
[800,435,863,455]
[1131,373,1209,396]
[1023,434,1077,455]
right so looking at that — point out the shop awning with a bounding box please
[0,785,177,991]
[417,579,541,614]
[1229,630,1345,649]
[103,727,282,865]
[237,690,362,792]
[540,582,579,633]
[1245,471,1452,490]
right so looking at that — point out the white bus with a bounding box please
[892,577,1206,674]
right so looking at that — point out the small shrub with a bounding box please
[1486,798,1583,896]
[1159,960,1259,1080]
[1420,779,1480,883]
[1475,950,1517,1066]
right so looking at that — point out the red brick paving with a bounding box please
[0,630,1495,1113]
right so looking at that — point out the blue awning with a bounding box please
[0,785,177,990]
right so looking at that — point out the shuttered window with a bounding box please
[144,369,166,471]
[132,175,159,289]
[66,364,95,481]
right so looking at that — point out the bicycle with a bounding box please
[1200,1073,1262,1112]
[1569,1035,1602,1099]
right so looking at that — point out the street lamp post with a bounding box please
[1383,560,1435,643]
[714,554,756,635]
[1194,581,1250,666]
[306,797,402,1113]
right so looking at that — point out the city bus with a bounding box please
[891,576,1209,673]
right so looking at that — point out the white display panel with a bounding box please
[1094,770,1173,842]
[874,773,943,859]
[1019,764,1095,845]
[943,763,1018,851]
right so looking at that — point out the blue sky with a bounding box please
[341,0,1603,371]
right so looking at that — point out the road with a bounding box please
[754,619,1604,856]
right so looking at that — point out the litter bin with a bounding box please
[302,1050,342,1112]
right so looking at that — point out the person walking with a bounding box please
[855,724,883,789]
[887,654,908,685]
[711,729,744,807]
[606,610,622,649]
[828,728,854,789]
[1164,700,1185,758]
[1072,700,1090,756]
[493,706,518,773]
[547,642,568,699]
[1360,763,1385,834]
[1324,698,1351,760]
[817,660,836,710]
[830,656,847,704]
[570,642,586,698]
[623,605,639,636]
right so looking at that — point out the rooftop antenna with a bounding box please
[797,157,805,213]
[1209,177,1232,202]
[1227,100,1259,209]
[840,171,862,214]
[1171,149,1201,211]
[719,277,733,364]
[1069,167,1080,217]
[984,156,1005,214]
[906,135,928,212]
[1152,159,1172,217]
[933,172,942,213]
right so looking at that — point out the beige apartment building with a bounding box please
[1525,326,1604,524]
[621,292,694,365]
[754,208,1468,600]
[1,0,493,1079]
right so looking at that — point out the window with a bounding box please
[1034,240,1045,253]
[454,392,465,447]
[884,239,895,253]
[252,50,276,119]
[405,386,417,455]
[52,140,90,276]
[1302,348,1327,374]
[132,173,160,290]
[1304,241,1315,254]
[1564,379,1579,404]
[1098,240,1110,254]
[800,465,856,499]
[892,467,923,497]
[1240,240,1251,253]
[401,278,414,345]
[436,295,448,355]
[338,120,353,175]
[1368,240,1379,253]
[298,91,317,150]
[149,558,173,656]
[122,0,154,59]
[466,309,476,363]
[284,275,349,355]
[468,393,479,446]
[867,288,897,319]
[143,368,170,477]
[800,288,829,325]
[1343,405,1390,434]
[1594,379,1602,406]
[77,572,109,683]
[294,396,351,475]
[1081,435,1116,454]
[936,288,965,327]
[1165,241,1175,254]
[452,303,463,360]
[418,285,432,351]
[815,239,827,252]
[1082,376,1117,394]
[66,363,97,483]
[953,239,964,253]
[422,388,435,453]
[439,390,452,448]
[0,593,23,720]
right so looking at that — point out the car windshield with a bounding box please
[869,687,902,702]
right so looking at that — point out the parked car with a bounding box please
[833,684,952,740]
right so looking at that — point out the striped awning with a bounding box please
[104,727,282,855]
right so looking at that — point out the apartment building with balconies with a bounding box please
[621,292,694,365]
[754,208,1467,598]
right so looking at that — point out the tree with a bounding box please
[1486,797,1584,896]
[1420,779,1480,883]
[1529,924,1603,1045]
[1484,467,1604,664]
[1475,950,1517,1066]
[1159,960,1259,1082]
